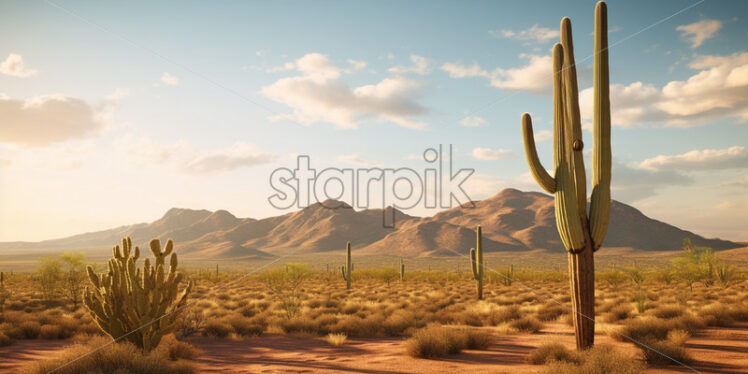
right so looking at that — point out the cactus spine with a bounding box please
[341,242,352,289]
[470,226,485,300]
[520,1,611,350]
[83,237,192,352]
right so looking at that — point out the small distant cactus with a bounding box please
[83,237,192,352]
[500,265,514,286]
[400,258,405,281]
[470,226,485,300]
[0,272,9,320]
[341,242,352,289]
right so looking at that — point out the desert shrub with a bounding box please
[202,320,233,338]
[332,314,384,337]
[633,290,647,313]
[510,316,543,333]
[650,304,684,319]
[603,304,631,323]
[383,310,419,336]
[154,334,199,361]
[175,308,206,339]
[281,316,320,335]
[37,257,62,303]
[528,342,579,365]
[325,332,347,347]
[39,324,64,339]
[19,336,195,374]
[489,305,521,324]
[18,321,41,339]
[60,252,86,307]
[0,331,12,347]
[537,304,566,321]
[227,315,264,336]
[615,315,703,343]
[698,304,734,327]
[260,264,311,319]
[639,335,691,366]
[543,345,644,374]
[462,327,492,350]
[406,324,466,358]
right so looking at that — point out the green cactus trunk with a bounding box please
[470,226,485,300]
[341,242,352,289]
[521,2,611,350]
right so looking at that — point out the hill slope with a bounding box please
[0,189,739,258]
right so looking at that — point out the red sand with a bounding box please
[1,322,746,373]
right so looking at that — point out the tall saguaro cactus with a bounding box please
[521,2,611,350]
[341,242,352,289]
[470,226,485,300]
[83,237,192,352]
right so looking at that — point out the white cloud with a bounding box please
[0,94,106,147]
[262,53,427,129]
[580,52,748,127]
[181,142,275,175]
[471,147,514,160]
[0,53,37,78]
[117,136,275,175]
[441,63,490,79]
[611,160,693,202]
[266,62,295,73]
[337,153,375,166]
[441,54,552,93]
[459,116,486,127]
[160,72,179,86]
[580,82,660,127]
[346,59,367,72]
[490,25,559,43]
[106,88,130,101]
[640,146,748,171]
[676,19,722,48]
[388,55,432,75]
[722,174,748,188]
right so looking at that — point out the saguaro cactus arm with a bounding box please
[522,113,556,194]
[589,1,611,250]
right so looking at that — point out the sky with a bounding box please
[1,0,748,242]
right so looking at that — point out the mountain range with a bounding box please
[0,189,739,258]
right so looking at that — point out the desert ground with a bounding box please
[1,247,746,374]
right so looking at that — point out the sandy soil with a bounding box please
[187,322,748,374]
[0,322,745,373]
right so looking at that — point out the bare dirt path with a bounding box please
[0,322,746,373]
[0,339,68,373]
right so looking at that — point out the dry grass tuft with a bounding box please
[18,336,195,374]
[528,342,579,365]
[541,345,644,374]
[325,332,347,347]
